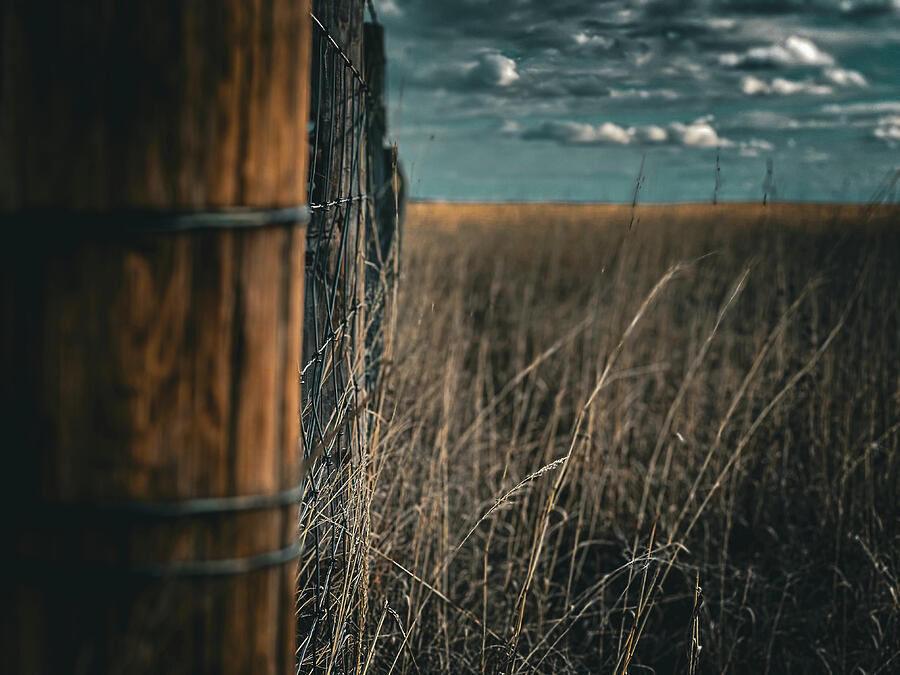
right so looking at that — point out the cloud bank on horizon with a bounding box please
[375,0,900,203]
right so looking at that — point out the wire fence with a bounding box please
[297,9,400,673]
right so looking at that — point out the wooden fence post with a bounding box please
[364,20,388,384]
[364,20,403,387]
[0,2,310,673]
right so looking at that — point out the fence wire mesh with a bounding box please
[297,11,399,673]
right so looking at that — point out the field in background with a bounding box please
[407,201,899,231]
[365,203,899,673]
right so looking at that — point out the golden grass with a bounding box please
[408,201,899,232]
[363,202,900,673]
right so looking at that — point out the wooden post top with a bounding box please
[0,0,311,211]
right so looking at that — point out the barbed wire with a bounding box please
[297,11,399,674]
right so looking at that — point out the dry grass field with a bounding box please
[363,202,899,673]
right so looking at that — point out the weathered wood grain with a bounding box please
[0,0,310,209]
[0,1,310,673]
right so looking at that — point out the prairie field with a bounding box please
[365,202,900,673]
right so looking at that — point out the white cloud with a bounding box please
[738,138,776,157]
[874,116,900,145]
[721,35,835,68]
[568,121,632,144]
[378,0,403,18]
[419,52,520,91]
[520,120,629,145]
[522,118,733,148]
[837,0,900,14]
[573,32,614,49]
[630,125,669,143]
[707,18,737,31]
[874,125,900,140]
[734,110,846,131]
[741,76,770,96]
[610,88,680,101]
[669,119,730,148]
[823,67,868,87]
[771,78,834,95]
[741,75,834,96]
[735,110,803,130]
[822,101,900,115]
[479,53,519,86]
[747,139,775,152]
[458,52,520,88]
[784,36,835,66]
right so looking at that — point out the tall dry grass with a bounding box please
[362,204,899,673]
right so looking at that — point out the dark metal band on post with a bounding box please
[128,541,304,577]
[1,205,310,234]
[44,484,306,519]
[13,542,304,578]
[19,485,306,577]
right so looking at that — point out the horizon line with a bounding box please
[408,198,899,208]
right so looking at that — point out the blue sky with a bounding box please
[373,0,900,203]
